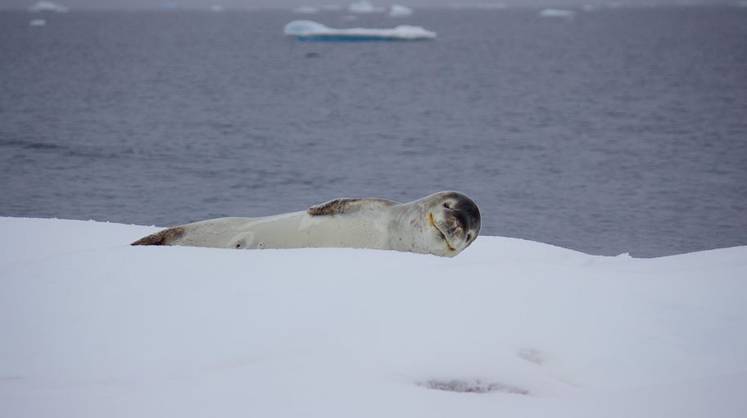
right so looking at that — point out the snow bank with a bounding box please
[28,1,69,13]
[1,217,746,418]
[284,20,436,41]
[389,5,413,17]
[539,9,576,18]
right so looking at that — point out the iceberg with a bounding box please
[389,4,413,17]
[284,20,436,42]
[539,8,576,18]
[28,1,68,13]
[2,216,747,417]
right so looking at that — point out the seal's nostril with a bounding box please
[467,233,472,242]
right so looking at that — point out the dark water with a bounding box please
[1,7,745,256]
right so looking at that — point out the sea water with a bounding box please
[0,7,745,256]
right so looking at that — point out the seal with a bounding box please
[131,191,481,257]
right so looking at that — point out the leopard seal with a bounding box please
[131,191,480,257]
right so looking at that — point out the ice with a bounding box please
[29,19,47,27]
[389,5,413,17]
[348,0,381,13]
[28,1,68,13]
[284,20,436,41]
[1,216,746,417]
[448,3,507,10]
[539,9,576,18]
[293,6,319,14]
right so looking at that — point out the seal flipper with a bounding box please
[131,226,185,246]
[308,198,399,216]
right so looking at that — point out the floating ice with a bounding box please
[29,18,46,27]
[293,6,319,14]
[28,1,68,13]
[348,0,381,13]
[284,20,436,41]
[539,8,576,18]
[389,5,413,17]
[448,3,507,10]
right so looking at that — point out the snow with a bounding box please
[28,1,68,13]
[1,217,746,418]
[539,9,577,18]
[389,5,413,17]
[284,20,436,41]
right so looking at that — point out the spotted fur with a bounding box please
[307,198,398,216]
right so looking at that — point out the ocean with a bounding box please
[1,6,745,256]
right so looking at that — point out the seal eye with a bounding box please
[443,202,452,209]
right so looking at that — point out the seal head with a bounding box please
[416,191,481,257]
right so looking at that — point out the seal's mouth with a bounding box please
[428,212,456,252]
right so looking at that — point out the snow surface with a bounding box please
[1,217,746,418]
[284,20,436,41]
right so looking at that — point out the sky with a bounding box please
[3,0,735,11]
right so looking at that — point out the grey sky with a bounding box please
[2,0,734,11]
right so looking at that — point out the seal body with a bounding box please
[132,191,481,257]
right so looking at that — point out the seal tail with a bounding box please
[131,227,185,246]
